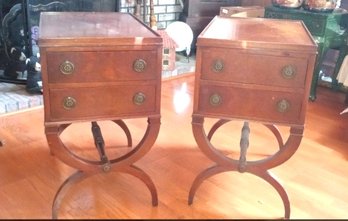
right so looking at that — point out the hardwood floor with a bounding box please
[0,73,347,219]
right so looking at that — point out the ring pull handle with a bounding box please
[276,99,290,113]
[212,59,224,73]
[133,59,147,72]
[60,61,75,75]
[63,96,77,110]
[210,93,222,106]
[281,65,296,79]
[133,92,146,105]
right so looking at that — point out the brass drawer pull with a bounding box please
[281,65,296,79]
[63,96,77,110]
[212,59,224,73]
[60,61,75,75]
[210,93,222,106]
[133,92,146,105]
[276,99,290,113]
[133,59,147,72]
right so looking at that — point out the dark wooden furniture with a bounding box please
[264,5,348,101]
[0,0,120,84]
[39,12,162,218]
[189,16,317,218]
[179,0,241,51]
[0,1,28,84]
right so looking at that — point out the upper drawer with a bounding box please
[200,48,309,88]
[46,50,159,83]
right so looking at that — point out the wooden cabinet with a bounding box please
[39,12,162,218]
[179,0,241,50]
[189,16,317,218]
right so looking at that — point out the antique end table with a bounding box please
[265,5,348,101]
[38,12,163,218]
[189,16,317,218]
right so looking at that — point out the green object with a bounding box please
[265,5,348,101]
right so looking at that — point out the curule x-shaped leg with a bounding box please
[52,165,158,219]
[46,117,160,219]
[189,115,303,219]
[47,120,132,156]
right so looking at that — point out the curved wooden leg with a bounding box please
[190,115,303,218]
[121,165,158,206]
[188,165,233,205]
[207,121,285,150]
[52,165,158,219]
[207,119,230,141]
[48,117,160,218]
[52,170,87,219]
[263,124,284,149]
[113,120,132,147]
[251,170,290,219]
[45,117,160,172]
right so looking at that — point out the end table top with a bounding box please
[39,12,162,47]
[198,16,317,52]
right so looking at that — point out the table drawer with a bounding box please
[200,48,308,88]
[46,50,158,83]
[196,84,304,124]
[48,84,157,121]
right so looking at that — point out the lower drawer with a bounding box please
[196,84,305,124]
[47,84,158,121]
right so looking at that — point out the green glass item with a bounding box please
[265,5,348,101]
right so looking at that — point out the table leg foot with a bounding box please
[52,170,86,219]
[122,165,158,206]
[191,116,302,218]
[252,170,290,219]
[188,165,231,205]
[52,165,158,219]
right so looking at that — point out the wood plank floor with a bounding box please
[0,73,348,219]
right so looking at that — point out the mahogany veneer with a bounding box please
[39,12,163,218]
[189,16,317,219]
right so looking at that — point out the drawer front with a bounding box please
[196,84,304,124]
[46,50,158,83]
[48,85,157,121]
[200,49,308,88]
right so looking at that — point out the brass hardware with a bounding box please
[281,65,296,79]
[133,59,147,72]
[276,99,290,113]
[102,162,111,172]
[212,59,224,73]
[133,92,146,105]
[60,61,75,75]
[63,97,76,110]
[210,93,222,106]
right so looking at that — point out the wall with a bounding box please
[117,0,274,30]
[118,0,183,29]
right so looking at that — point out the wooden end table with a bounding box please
[38,12,163,218]
[189,16,317,218]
